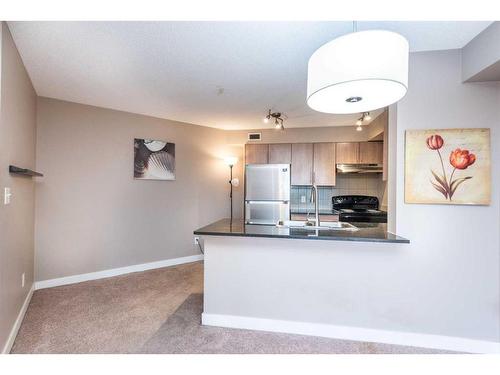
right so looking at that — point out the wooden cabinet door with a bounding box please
[269,143,291,164]
[291,143,313,185]
[313,143,336,186]
[359,142,383,164]
[245,144,269,164]
[336,142,359,164]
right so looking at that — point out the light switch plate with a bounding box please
[300,195,306,203]
[4,187,11,205]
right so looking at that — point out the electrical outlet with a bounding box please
[4,187,12,205]
[194,236,200,245]
[21,273,25,288]
[300,195,306,203]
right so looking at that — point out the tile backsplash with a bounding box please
[290,174,386,213]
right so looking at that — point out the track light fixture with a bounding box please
[354,111,371,131]
[263,109,285,131]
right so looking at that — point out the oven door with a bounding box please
[339,213,387,223]
[245,201,290,225]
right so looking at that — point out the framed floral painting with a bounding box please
[405,128,490,205]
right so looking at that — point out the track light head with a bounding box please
[264,109,285,130]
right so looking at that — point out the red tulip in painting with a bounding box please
[449,148,476,170]
[426,135,475,200]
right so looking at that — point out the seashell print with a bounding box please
[146,151,175,180]
[144,140,167,152]
[134,138,175,180]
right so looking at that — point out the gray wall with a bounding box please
[393,49,499,341]
[35,98,236,281]
[0,23,37,351]
[462,22,500,82]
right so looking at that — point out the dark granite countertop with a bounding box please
[194,219,409,244]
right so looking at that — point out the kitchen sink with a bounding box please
[277,220,358,231]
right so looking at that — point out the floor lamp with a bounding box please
[223,156,238,222]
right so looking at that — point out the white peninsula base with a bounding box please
[200,235,499,354]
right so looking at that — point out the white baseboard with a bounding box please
[202,313,500,354]
[34,254,204,290]
[2,284,34,354]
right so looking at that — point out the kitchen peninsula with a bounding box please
[194,218,408,243]
[194,219,410,343]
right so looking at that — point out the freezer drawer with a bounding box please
[245,164,290,201]
[245,201,290,225]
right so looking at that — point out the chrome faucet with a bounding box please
[306,175,320,228]
[311,183,320,227]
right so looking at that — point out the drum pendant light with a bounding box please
[307,24,409,114]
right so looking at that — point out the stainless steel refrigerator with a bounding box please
[245,164,290,225]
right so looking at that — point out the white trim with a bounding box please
[202,312,500,354]
[34,254,204,290]
[2,285,34,354]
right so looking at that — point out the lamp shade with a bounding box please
[223,156,238,166]
[307,30,409,114]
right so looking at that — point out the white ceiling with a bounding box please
[8,21,492,130]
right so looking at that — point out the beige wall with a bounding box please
[367,109,387,141]
[0,23,37,352]
[35,97,241,281]
[225,123,373,145]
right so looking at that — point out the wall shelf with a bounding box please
[9,165,43,177]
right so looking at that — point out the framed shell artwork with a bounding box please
[134,138,175,180]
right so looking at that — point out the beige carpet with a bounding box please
[140,294,456,354]
[12,261,456,354]
[12,262,204,353]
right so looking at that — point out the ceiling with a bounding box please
[8,21,492,130]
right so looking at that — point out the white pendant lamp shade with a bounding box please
[307,30,409,114]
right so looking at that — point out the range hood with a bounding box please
[336,164,383,174]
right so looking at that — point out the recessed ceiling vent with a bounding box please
[248,133,262,141]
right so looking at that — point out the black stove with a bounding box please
[332,195,387,223]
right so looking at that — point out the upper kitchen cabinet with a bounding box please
[358,142,383,164]
[313,143,336,186]
[245,143,269,164]
[291,143,313,185]
[336,141,383,164]
[268,143,292,164]
[336,142,359,164]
